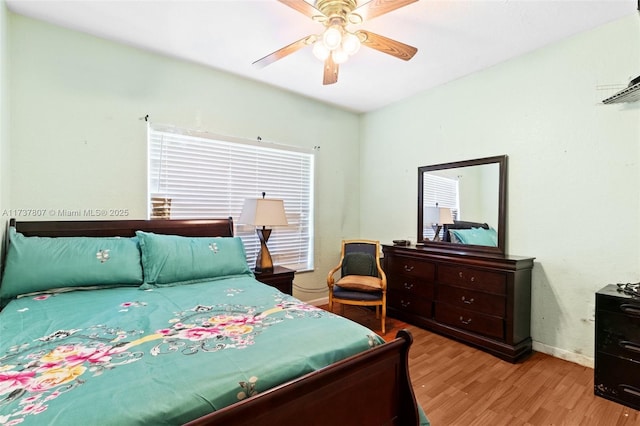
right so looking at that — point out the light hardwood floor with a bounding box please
[322,304,640,425]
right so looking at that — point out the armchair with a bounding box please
[327,239,387,334]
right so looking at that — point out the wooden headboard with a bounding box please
[8,218,235,238]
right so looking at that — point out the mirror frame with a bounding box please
[417,155,507,255]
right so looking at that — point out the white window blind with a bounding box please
[148,124,315,272]
[422,174,459,239]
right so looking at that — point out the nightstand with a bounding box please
[595,284,640,410]
[253,265,295,295]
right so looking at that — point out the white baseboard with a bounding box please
[306,296,329,306]
[532,341,594,368]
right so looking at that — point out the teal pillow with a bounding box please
[0,227,143,303]
[136,231,252,288]
[451,227,498,247]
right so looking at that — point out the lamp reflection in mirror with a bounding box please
[424,206,454,242]
[238,193,288,273]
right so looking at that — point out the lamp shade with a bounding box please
[424,206,454,225]
[238,198,288,227]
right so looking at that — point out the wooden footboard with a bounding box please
[186,329,419,426]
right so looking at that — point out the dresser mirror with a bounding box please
[417,155,507,255]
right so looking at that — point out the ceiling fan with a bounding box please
[253,0,419,85]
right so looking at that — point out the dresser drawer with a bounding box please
[438,265,506,295]
[386,256,435,280]
[388,277,434,300]
[598,295,640,317]
[435,302,504,339]
[437,285,505,317]
[596,310,640,359]
[595,351,640,411]
[388,292,433,318]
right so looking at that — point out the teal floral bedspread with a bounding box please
[0,277,386,425]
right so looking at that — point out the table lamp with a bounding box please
[238,193,288,272]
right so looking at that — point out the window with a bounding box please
[422,174,459,240]
[148,124,315,271]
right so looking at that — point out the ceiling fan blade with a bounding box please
[278,0,325,19]
[253,36,314,68]
[352,0,418,21]
[323,56,339,85]
[358,30,417,61]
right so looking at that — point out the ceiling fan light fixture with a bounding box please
[255,0,420,85]
[342,32,361,56]
[332,47,349,64]
[322,26,343,50]
[348,13,363,25]
[312,40,331,60]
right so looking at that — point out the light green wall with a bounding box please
[360,14,640,366]
[7,13,361,301]
[0,0,8,273]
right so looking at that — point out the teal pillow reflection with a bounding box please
[451,227,498,247]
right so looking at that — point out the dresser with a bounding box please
[595,284,640,410]
[382,244,534,362]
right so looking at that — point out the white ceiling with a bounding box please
[6,0,638,113]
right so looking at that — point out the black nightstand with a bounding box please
[595,284,640,410]
[253,266,295,295]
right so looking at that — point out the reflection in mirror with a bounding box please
[418,155,507,255]
[423,206,454,241]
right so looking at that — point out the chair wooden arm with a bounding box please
[327,263,342,287]
[378,269,387,290]
[375,253,387,290]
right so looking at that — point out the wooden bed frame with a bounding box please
[5,218,421,426]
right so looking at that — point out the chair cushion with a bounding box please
[341,252,377,277]
[336,275,382,292]
[333,286,382,301]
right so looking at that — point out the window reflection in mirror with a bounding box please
[418,156,506,255]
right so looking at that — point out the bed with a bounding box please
[0,218,428,426]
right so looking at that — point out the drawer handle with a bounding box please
[621,384,640,398]
[457,271,475,282]
[620,304,640,317]
[404,265,414,272]
[459,316,472,325]
[403,282,414,290]
[400,300,411,308]
[619,340,640,354]
[461,296,474,305]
